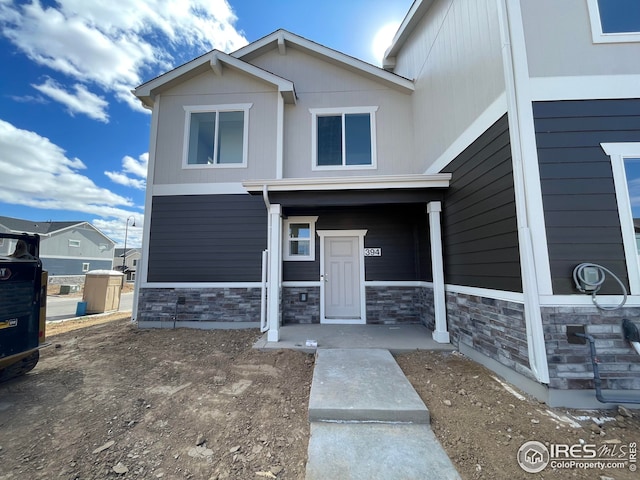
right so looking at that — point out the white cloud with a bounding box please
[105,152,148,190]
[33,78,109,122]
[0,0,248,115]
[0,118,139,221]
[93,217,144,248]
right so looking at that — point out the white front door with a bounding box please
[319,230,367,324]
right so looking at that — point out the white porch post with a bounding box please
[427,201,450,343]
[267,204,282,342]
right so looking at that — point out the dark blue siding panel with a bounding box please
[441,114,522,292]
[534,99,640,294]
[147,195,267,282]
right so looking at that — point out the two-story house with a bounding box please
[0,216,116,280]
[133,0,640,408]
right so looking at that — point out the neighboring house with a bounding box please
[113,248,141,281]
[133,0,640,408]
[0,216,115,277]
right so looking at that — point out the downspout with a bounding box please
[261,185,271,332]
[497,0,549,383]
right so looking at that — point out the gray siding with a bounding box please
[534,99,640,294]
[42,258,112,276]
[282,205,432,283]
[441,114,522,292]
[147,195,267,282]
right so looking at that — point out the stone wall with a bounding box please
[542,306,640,390]
[446,291,533,379]
[137,287,262,323]
[365,286,424,325]
[47,275,86,286]
[282,287,320,324]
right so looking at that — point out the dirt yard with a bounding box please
[1,318,638,480]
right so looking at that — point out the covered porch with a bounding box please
[243,174,454,348]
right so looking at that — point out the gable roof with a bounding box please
[114,247,142,258]
[133,28,415,108]
[233,29,414,93]
[0,216,115,244]
[0,216,81,235]
[133,49,297,108]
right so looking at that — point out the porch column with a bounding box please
[427,201,450,343]
[267,204,282,342]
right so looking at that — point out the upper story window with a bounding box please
[283,216,318,261]
[68,239,81,247]
[183,104,252,168]
[310,107,377,170]
[587,0,640,43]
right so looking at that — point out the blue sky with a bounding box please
[0,0,413,247]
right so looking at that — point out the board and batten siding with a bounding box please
[282,205,432,283]
[391,0,505,172]
[153,69,279,185]
[147,195,267,282]
[534,99,640,294]
[441,114,522,292]
[248,49,417,178]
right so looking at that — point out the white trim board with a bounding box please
[539,295,640,307]
[445,284,525,304]
[530,75,640,101]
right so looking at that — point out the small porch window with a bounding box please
[283,216,318,261]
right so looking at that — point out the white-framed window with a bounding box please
[605,142,640,295]
[587,0,640,43]
[283,216,318,261]
[310,107,377,170]
[69,239,81,247]
[182,103,252,168]
[82,262,90,273]
[133,259,138,267]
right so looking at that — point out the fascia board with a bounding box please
[384,0,436,62]
[233,30,415,94]
[243,174,451,192]
[133,50,296,105]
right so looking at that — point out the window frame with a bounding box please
[283,216,319,261]
[587,0,640,43]
[182,103,252,169]
[68,239,81,247]
[82,262,90,273]
[604,142,640,295]
[310,106,378,171]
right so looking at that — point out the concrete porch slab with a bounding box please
[253,324,455,354]
[309,349,430,423]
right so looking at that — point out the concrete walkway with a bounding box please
[305,349,461,480]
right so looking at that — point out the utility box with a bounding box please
[83,270,124,314]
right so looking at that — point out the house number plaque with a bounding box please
[364,248,382,257]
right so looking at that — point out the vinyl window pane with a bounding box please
[217,111,244,164]
[317,115,342,166]
[290,223,310,239]
[290,240,310,257]
[188,112,216,164]
[597,0,640,33]
[345,113,372,165]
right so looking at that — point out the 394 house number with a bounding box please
[364,248,382,257]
